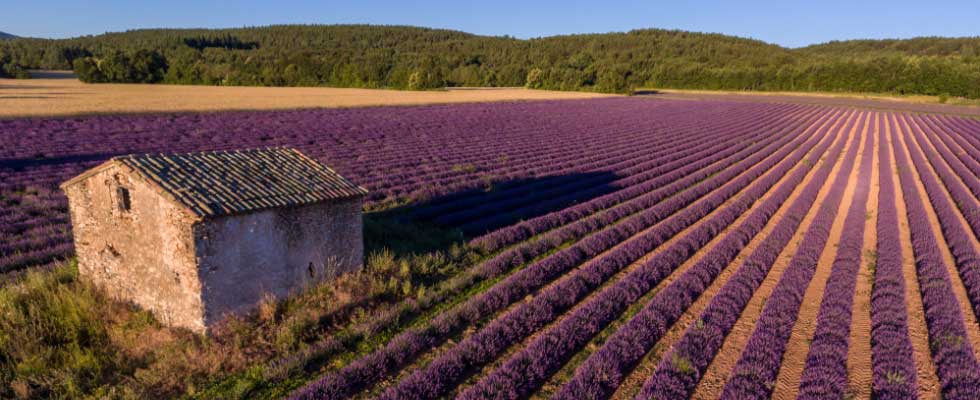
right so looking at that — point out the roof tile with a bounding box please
[113,148,367,218]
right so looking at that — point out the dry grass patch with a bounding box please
[0,74,615,118]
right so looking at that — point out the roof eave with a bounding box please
[197,191,367,220]
[59,159,118,190]
[58,158,203,222]
[115,160,208,221]
[288,148,370,195]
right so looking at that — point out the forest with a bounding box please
[1,25,979,96]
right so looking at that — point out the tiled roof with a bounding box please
[112,148,366,217]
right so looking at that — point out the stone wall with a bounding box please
[63,164,206,332]
[194,197,363,326]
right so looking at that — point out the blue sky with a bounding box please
[3,0,979,48]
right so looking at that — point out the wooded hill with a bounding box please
[1,25,978,97]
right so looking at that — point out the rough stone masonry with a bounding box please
[61,148,367,333]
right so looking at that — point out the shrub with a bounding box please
[525,68,543,89]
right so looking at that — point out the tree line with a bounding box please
[0,48,30,78]
[1,25,979,97]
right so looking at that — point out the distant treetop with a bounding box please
[2,24,979,97]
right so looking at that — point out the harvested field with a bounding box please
[3,96,980,398]
[0,73,614,118]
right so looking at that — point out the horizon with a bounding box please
[3,0,980,48]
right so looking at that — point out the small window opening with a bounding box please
[116,186,132,212]
[308,262,316,279]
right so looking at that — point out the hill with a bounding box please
[1,25,979,97]
[799,36,980,57]
[0,31,17,40]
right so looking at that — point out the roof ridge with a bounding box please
[63,148,367,218]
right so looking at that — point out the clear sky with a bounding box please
[3,0,979,48]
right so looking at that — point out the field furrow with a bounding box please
[641,109,860,399]
[547,108,848,400]
[890,113,980,399]
[716,109,864,400]
[792,111,874,399]
[7,96,980,399]
[886,115,943,398]
[456,105,833,400]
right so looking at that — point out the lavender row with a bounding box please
[353,101,753,184]
[0,100,769,271]
[1,99,712,199]
[361,104,771,199]
[287,105,823,400]
[640,110,858,399]
[0,102,776,209]
[422,111,814,333]
[796,114,875,399]
[429,115,774,227]
[0,101,764,222]
[888,113,980,399]
[715,111,863,399]
[935,114,980,167]
[457,108,819,290]
[888,114,974,175]
[472,108,832,252]
[917,115,980,195]
[869,119,918,399]
[900,116,980,336]
[397,114,721,206]
[547,105,842,400]
[923,115,980,179]
[2,100,674,178]
[459,100,836,400]
[452,107,819,235]
[408,103,786,218]
[428,123,757,226]
[373,100,825,400]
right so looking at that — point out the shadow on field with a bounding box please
[362,211,466,260]
[387,171,621,239]
[0,95,61,100]
[631,89,662,95]
[0,152,126,171]
[27,70,77,79]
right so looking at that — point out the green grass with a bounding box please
[0,260,198,399]
[191,218,582,399]
[0,166,708,399]
[0,212,479,399]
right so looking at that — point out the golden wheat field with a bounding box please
[0,71,615,118]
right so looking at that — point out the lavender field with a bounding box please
[4,97,980,398]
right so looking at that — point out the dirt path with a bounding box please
[527,108,831,399]
[770,111,870,399]
[690,109,862,399]
[846,112,878,400]
[770,111,869,400]
[607,108,850,400]
[456,105,831,397]
[908,115,980,256]
[374,106,825,398]
[885,113,942,398]
[927,117,980,177]
[894,114,980,356]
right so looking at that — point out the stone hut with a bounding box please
[60,148,367,333]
